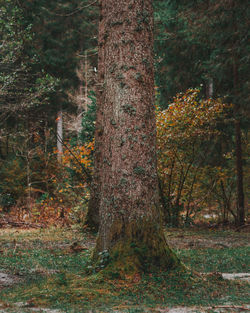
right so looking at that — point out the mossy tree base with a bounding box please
[93,220,182,275]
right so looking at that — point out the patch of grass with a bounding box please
[0,246,89,276]
[0,228,90,276]
[0,228,249,312]
[1,268,249,312]
[176,247,250,273]
[0,226,84,243]
[166,228,250,240]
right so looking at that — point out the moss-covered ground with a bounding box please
[0,227,249,312]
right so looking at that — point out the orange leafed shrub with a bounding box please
[62,141,94,171]
[156,89,232,224]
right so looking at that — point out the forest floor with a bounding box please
[0,226,249,313]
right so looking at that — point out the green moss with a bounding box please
[142,58,150,69]
[135,72,143,82]
[133,166,146,175]
[122,104,136,116]
[119,177,127,186]
[120,81,126,89]
[110,119,117,126]
[129,43,135,53]
[120,64,129,71]
[110,20,123,27]
[137,10,150,25]
[116,73,124,80]
[103,32,109,41]
[120,137,126,146]
[125,18,131,25]
[103,158,111,166]
[135,25,143,32]
[132,136,138,142]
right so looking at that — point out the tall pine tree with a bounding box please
[92,0,181,273]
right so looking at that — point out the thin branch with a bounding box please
[77,51,98,58]
[55,131,92,184]
[46,0,97,17]
[235,224,250,232]
[210,305,249,311]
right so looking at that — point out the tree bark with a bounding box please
[206,78,213,98]
[233,53,245,226]
[232,2,245,226]
[234,118,245,225]
[93,0,180,274]
[84,4,106,232]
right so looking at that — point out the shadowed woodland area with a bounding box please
[0,0,249,312]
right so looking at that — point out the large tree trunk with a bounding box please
[93,0,180,274]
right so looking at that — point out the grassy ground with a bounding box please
[0,226,249,312]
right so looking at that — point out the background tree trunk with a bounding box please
[233,56,245,226]
[57,110,63,163]
[234,118,245,225]
[84,6,106,232]
[93,0,180,273]
[206,78,213,98]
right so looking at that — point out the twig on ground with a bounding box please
[211,305,249,311]
[235,224,250,232]
[0,219,45,229]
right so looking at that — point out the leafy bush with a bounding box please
[156,89,233,225]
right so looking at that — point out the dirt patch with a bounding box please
[166,231,250,249]
[0,301,63,312]
[222,273,250,282]
[153,306,250,313]
[0,308,63,313]
[0,271,21,288]
[153,308,207,313]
